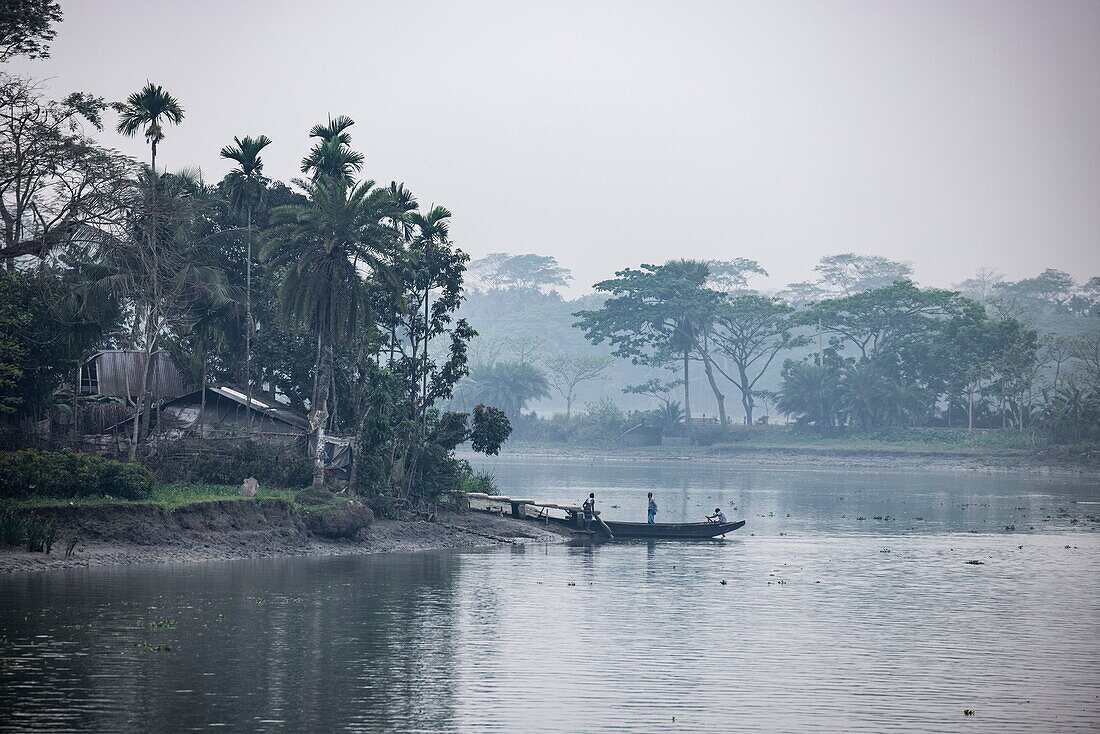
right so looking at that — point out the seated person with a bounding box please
[706,507,728,524]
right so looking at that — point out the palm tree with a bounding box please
[466,362,551,417]
[777,362,841,430]
[838,362,886,428]
[381,182,418,364]
[263,178,389,487]
[407,205,452,412]
[300,115,364,185]
[220,134,273,418]
[114,82,185,172]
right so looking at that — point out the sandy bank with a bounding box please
[0,500,575,574]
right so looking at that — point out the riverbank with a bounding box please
[0,499,574,574]
[471,441,1100,476]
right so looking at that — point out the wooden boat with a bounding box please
[599,518,745,539]
[542,512,745,539]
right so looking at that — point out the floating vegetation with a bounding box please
[964,560,985,565]
[880,548,891,553]
[964,710,975,717]
[856,517,866,521]
[720,580,727,585]
[153,619,175,629]
[1004,525,1015,531]
[567,582,576,586]
[137,641,172,652]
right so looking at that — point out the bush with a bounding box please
[0,449,153,500]
[186,442,312,489]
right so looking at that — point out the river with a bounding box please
[1,458,1097,732]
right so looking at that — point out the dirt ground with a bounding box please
[0,503,576,574]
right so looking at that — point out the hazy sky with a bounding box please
[10,0,1100,294]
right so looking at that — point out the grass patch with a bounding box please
[12,483,298,511]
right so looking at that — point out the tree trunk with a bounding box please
[151,140,157,174]
[129,346,157,461]
[245,202,253,428]
[683,350,694,440]
[199,358,208,438]
[967,389,974,432]
[700,353,728,428]
[311,341,334,489]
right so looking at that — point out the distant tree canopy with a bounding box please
[467,252,571,292]
[783,253,913,305]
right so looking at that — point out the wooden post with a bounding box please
[511,502,526,519]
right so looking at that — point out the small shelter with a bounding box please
[619,422,662,447]
[159,385,308,447]
[79,350,188,400]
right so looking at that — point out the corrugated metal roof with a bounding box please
[83,350,188,399]
[162,385,309,429]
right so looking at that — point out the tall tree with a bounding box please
[575,260,723,434]
[300,115,363,186]
[263,178,389,487]
[407,205,452,414]
[113,82,185,172]
[80,169,231,458]
[545,354,612,422]
[220,134,273,416]
[0,74,131,271]
[708,295,804,424]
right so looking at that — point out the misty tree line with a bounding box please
[451,250,1099,443]
[0,67,511,506]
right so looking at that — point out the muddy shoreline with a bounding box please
[0,501,574,574]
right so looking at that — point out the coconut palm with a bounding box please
[300,115,363,185]
[113,82,185,172]
[263,178,390,487]
[220,134,273,416]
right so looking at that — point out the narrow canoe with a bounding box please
[600,519,745,539]
[544,513,745,539]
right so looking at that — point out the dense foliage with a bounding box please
[0,449,152,500]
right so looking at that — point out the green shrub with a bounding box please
[187,443,311,489]
[0,449,153,500]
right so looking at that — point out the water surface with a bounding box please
[1,460,1097,732]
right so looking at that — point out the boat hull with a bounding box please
[539,513,745,539]
[602,519,745,539]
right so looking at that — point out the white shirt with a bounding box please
[714,510,728,523]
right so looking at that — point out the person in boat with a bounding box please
[707,507,728,524]
[647,492,657,524]
[582,493,596,531]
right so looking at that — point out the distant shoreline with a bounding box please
[467,443,1100,477]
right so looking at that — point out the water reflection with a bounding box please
[1,463,1098,733]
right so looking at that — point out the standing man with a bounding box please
[582,493,596,531]
[647,492,657,524]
